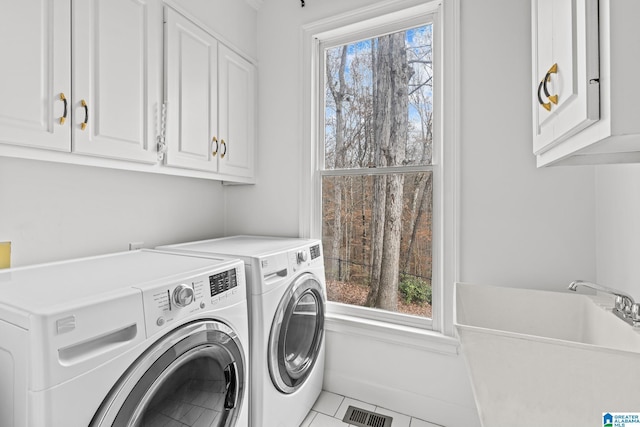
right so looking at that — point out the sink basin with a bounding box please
[455,282,640,427]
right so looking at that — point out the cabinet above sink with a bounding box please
[531,0,640,167]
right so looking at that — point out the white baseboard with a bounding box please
[322,372,480,427]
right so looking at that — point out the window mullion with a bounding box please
[321,165,435,177]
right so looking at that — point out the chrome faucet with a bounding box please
[568,280,639,326]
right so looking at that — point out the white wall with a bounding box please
[0,157,225,266]
[324,331,478,427]
[596,164,640,299]
[0,0,605,425]
[222,0,598,426]
[0,0,259,267]
[228,0,598,284]
[458,0,596,291]
[224,0,379,237]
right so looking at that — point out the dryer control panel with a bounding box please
[138,261,246,337]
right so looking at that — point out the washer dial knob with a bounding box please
[296,250,308,264]
[173,284,195,308]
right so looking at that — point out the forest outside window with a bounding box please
[320,17,437,328]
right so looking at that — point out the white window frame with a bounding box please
[300,0,460,340]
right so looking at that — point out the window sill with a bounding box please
[325,310,460,356]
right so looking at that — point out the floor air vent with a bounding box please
[342,406,393,427]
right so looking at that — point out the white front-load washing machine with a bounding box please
[158,236,326,427]
[0,249,249,427]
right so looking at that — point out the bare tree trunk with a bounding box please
[403,173,432,274]
[344,176,353,279]
[374,32,411,311]
[378,174,404,310]
[367,174,386,306]
[424,173,433,279]
[405,175,423,269]
[361,176,367,274]
[403,109,433,274]
[367,35,391,307]
[327,46,348,280]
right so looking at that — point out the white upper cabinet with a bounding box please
[531,0,599,155]
[164,8,219,173]
[72,0,162,163]
[218,44,256,179]
[0,0,161,163]
[533,0,640,166]
[164,7,256,181]
[0,1,256,180]
[0,0,71,152]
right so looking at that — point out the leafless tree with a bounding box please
[326,46,348,279]
[323,24,433,314]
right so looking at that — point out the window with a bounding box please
[312,5,442,330]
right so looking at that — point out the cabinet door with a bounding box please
[532,0,599,154]
[72,0,161,163]
[0,0,71,151]
[218,45,256,179]
[164,8,219,172]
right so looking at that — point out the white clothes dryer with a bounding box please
[158,236,326,427]
[0,249,249,427]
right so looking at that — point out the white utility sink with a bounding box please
[455,282,640,427]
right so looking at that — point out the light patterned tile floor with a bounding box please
[301,391,444,427]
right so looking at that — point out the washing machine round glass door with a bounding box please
[268,272,325,394]
[90,320,245,427]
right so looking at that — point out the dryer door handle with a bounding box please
[223,362,239,409]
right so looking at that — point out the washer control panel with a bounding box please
[289,243,323,272]
[296,250,309,264]
[139,261,245,337]
[173,283,195,307]
[209,268,239,296]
